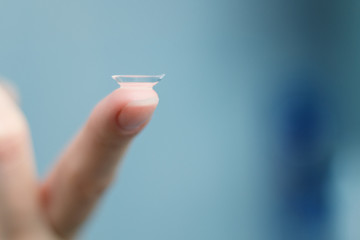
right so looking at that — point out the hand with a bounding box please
[0,82,159,240]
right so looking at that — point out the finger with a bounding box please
[0,84,42,238]
[42,87,159,238]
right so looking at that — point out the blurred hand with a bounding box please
[0,82,159,240]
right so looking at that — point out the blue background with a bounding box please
[1,0,360,239]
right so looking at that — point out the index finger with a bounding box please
[41,87,159,238]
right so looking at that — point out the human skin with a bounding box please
[0,83,159,240]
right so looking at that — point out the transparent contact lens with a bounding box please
[112,74,165,89]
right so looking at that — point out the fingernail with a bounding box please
[118,97,159,133]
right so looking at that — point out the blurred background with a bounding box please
[0,0,360,239]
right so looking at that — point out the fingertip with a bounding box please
[87,88,159,143]
[118,98,159,134]
[108,87,159,106]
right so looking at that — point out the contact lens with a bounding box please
[112,74,165,89]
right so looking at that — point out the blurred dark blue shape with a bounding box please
[275,70,335,240]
